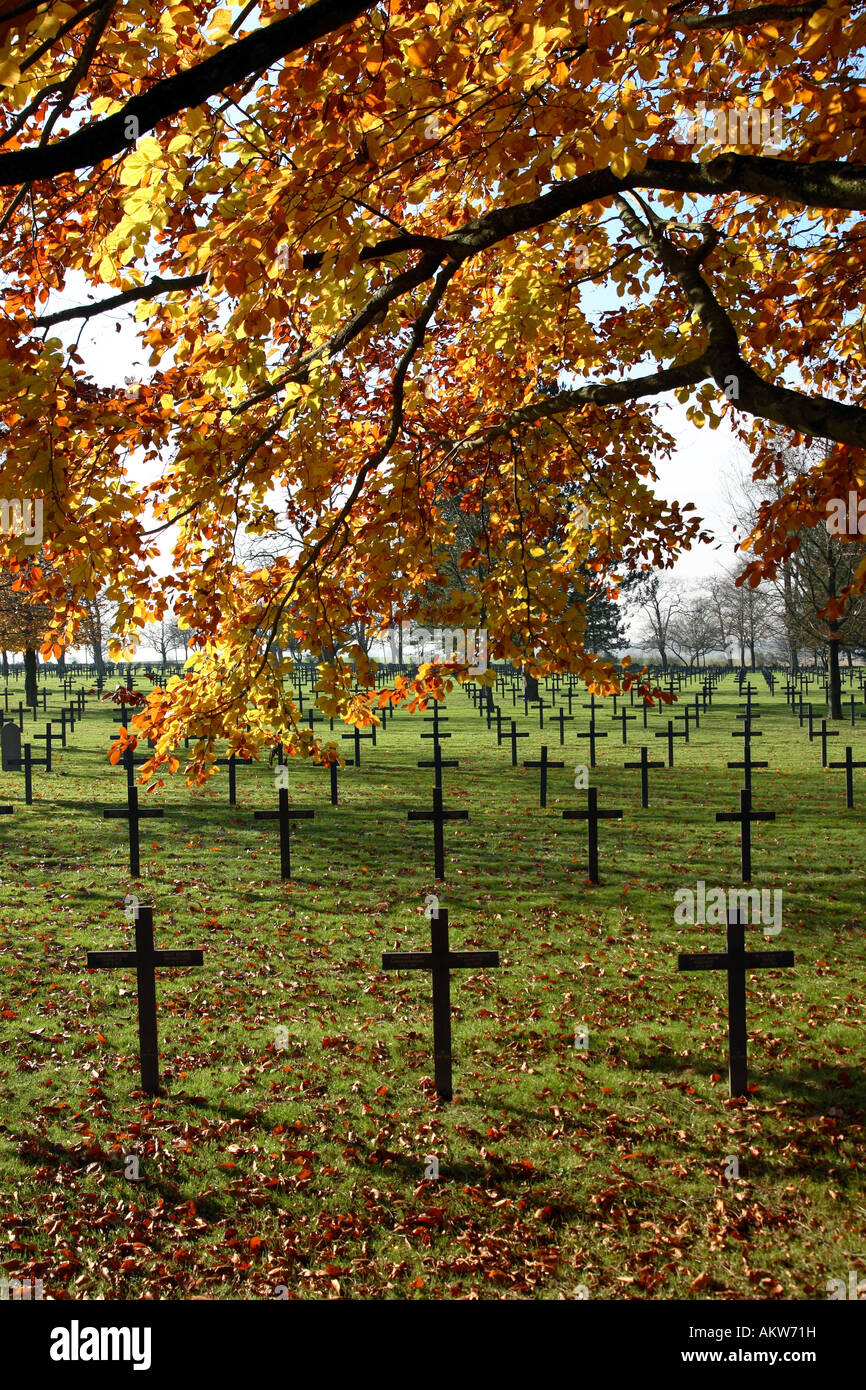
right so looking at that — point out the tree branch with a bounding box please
[33,272,207,326]
[0,0,376,187]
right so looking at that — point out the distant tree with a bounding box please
[632,575,681,671]
[0,565,53,705]
[79,594,115,677]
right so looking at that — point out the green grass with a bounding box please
[0,671,863,1300]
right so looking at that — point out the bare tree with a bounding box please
[631,574,681,671]
[667,585,724,667]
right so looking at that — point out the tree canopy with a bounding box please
[1,0,864,777]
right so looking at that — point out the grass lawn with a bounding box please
[0,670,863,1300]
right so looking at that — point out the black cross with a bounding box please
[828,745,866,809]
[420,723,452,753]
[327,753,353,805]
[523,745,564,808]
[624,745,665,809]
[494,706,505,746]
[678,910,794,1098]
[103,783,164,878]
[576,719,607,768]
[818,718,839,767]
[33,722,53,772]
[215,753,253,806]
[534,696,549,729]
[86,903,203,1095]
[562,786,622,883]
[551,707,573,745]
[418,739,459,793]
[847,693,863,727]
[423,703,449,738]
[655,718,686,767]
[507,719,529,767]
[381,908,499,1101]
[612,706,636,745]
[692,693,701,729]
[727,735,768,794]
[254,787,315,880]
[307,708,328,737]
[342,723,375,767]
[407,785,468,880]
[673,706,692,742]
[715,788,776,882]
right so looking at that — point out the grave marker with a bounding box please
[342,724,375,767]
[828,746,866,809]
[715,788,776,883]
[103,778,164,878]
[562,786,622,884]
[678,909,794,1098]
[407,785,468,880]
[418,739,459,793]
[818,718,840,768]
[655,718,686,768]
[506,719,529,767]
[624,746,665,809]
[523,745,564,808]
[85,903,203,1095]
[576,719,607,768]
[381,908,499,1101]
[1,720,21,772]
[254,786,315,881]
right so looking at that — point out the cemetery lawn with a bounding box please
[0,675,863,1300]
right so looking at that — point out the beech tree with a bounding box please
[0,0,864,777]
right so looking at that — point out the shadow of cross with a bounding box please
[678,909,794,1098]
[381,908,499,1101]
[85,904,203,1095]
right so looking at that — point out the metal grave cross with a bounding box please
[85,904,203,1095]
[407,784,468,880]
[563,786,623,884]
[678,909,794,1098]
[381,907,499,1101]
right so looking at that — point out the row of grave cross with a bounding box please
[82,898,793,1103]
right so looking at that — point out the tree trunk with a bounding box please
[24,648,38,707]
[827,626,843,719]
[523,672,539,702]
[1,650,7,679]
